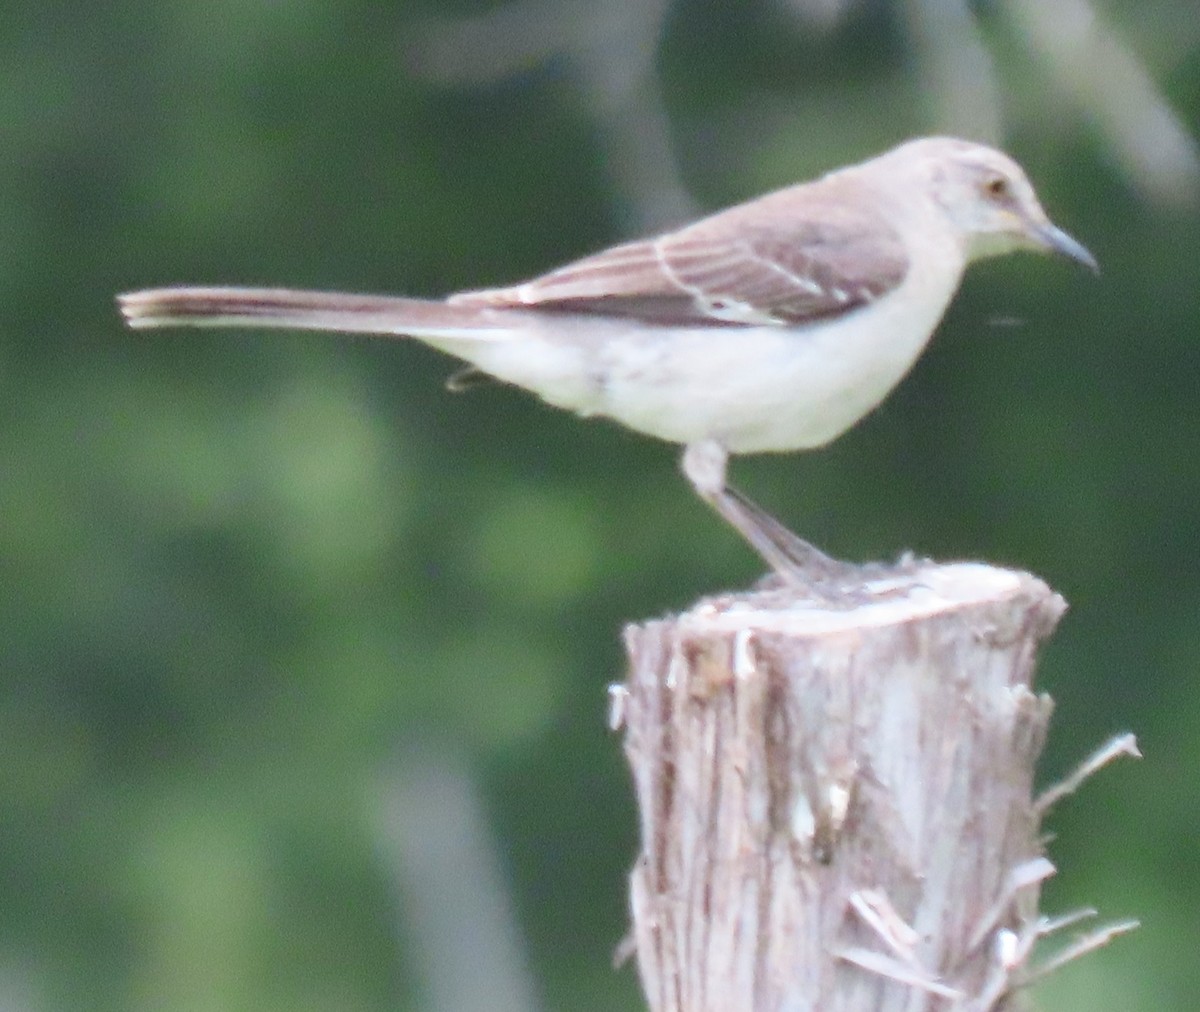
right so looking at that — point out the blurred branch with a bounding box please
[902,0,1003,142]
[409,0,1198,219]
[373,747,540,1012]
[408,0,695,230]
[1004,0,1200,209]
[777,0,863,32]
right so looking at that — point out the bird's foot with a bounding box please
[724,488,931,605]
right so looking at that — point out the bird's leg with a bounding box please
[681,441,855,585]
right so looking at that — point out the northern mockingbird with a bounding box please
[119,137,1096,583]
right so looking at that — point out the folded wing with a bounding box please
[450,187,911,327]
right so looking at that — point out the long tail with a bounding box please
[117,286,507,338]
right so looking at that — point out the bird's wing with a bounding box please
[450,188,911,327]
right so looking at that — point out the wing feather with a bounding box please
[449,182,910,326]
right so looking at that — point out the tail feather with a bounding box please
[117,286,508,338]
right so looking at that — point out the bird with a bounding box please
[118,137,1097,585]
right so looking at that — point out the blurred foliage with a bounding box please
[1,1,1198,1009]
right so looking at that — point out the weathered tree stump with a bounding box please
[617,561,1131,1012]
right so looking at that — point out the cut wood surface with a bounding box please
[619,562,1078,1012]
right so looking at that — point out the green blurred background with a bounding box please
[3,1,1198,1008]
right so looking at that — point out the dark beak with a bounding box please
[1033,222,1099,275]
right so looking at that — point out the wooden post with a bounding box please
[616,561,1133,1012]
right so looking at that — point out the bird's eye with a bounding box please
[984,175,1010,199]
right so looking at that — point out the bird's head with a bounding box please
[885,137,1098,272]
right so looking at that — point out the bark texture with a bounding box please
[619,562,1066,1012]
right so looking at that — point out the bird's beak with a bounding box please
[1030,221,1099,275]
